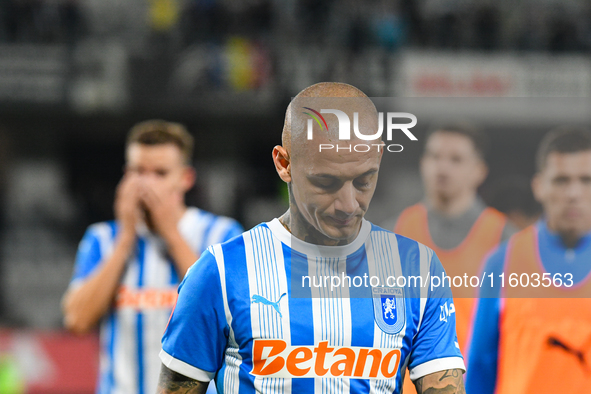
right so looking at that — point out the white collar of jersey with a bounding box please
[266,218,371,258]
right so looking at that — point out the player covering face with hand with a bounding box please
[157,83,466,394]
[62,120,242,394]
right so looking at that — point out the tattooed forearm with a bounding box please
[439,369,461,381]
[414,369,466,394]
[157,364,209,394]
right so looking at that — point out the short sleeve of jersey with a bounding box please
[70,226,104,285]
[408,251,466,381]
[160,249,228,381]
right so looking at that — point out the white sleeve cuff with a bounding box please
[409,356,466,381]
[159,349,215,382]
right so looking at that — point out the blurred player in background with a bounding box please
[393,122,515,393]
[467,127,591,394]
[157,82,466,394]
[62,120,243,394]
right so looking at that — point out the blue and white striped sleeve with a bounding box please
[408,251,466,381]
[160,249,228,381]
[70,225,104,286]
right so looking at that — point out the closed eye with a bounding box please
[311,178,339,190]
[553,176,569,185]
[354,179,371,189]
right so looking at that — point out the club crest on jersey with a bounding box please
[372,287,405,334]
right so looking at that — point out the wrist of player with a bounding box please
[116,226,136,249]
[159,224,183,246]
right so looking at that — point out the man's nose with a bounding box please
[334,183,359,215]
[566,180,584,200]
[436,157,454,174]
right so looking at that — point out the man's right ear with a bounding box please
[272,145,291,183]
[531,173,543,203]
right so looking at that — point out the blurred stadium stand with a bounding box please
[0,0,591,390]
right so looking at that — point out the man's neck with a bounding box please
[546,221,586,249]
[561,233,581,250]
[428,191,477,218]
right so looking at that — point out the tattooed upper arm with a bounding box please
[157,364,210,394]
[413,369,466,394]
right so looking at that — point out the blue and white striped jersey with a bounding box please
[160,218,464,393]
[70,207,243,394]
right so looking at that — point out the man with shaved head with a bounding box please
[156,83,466,394]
